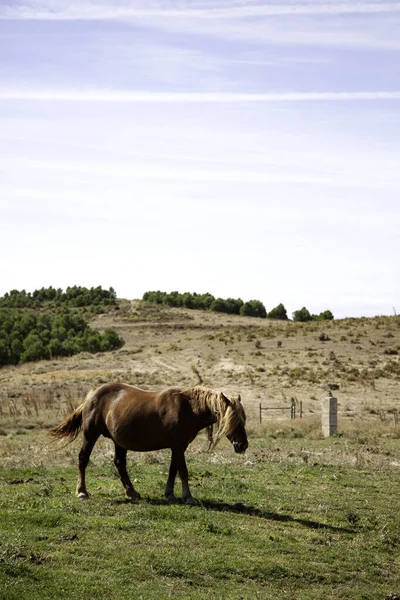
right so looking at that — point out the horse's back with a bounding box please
[84,383,189,451]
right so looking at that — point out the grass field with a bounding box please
[1,302,400,599]
[1,423,400,600]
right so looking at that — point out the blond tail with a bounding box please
[50,404,84,442]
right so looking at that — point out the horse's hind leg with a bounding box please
[76,435,98,499]
[164,453,178,503]
[114,443,141,502]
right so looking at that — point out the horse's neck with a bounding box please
[189,394,217,430]
[196,409,217,431]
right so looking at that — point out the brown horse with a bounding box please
[50,383,248,505]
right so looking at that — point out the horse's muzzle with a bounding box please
[233,441,248,454]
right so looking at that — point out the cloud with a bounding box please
[2,155,399,191]
[3,1,399,51]
[2,1,400,20]
[1,88,400,102]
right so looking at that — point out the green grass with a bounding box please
[1,439,400,600]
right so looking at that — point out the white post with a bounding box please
[322,394,337,437]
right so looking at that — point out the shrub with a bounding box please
[293,307,313,322]
[319,333,331,342]
[142,290,165,304]
[293,307,334,322]
[268,303,288,320]
[210,298,229,313]
[162,291,183,307]
[240,300,267,319]
[195,293,215,310]
[318,310,334,321]
[210,297,243,315]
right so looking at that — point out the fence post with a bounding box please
[299,400,303,419]
[322,393,337,437]
[290,399,296,420]
[259,402,262,424]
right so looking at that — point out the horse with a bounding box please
[50,383,248,505]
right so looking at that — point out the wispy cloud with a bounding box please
[2,1,400,20]
[3,1,399,52]
[0,157,337,184]
[1,88,400,102]
[2,156,398,190]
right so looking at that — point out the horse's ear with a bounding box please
[220,392,232,406]
[238,394,242,403]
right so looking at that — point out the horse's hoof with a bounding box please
[126,493,141,503]
[184,497,199,506]
[165,494,179,504]
[77,492,89,500]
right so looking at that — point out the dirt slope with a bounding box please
[1,299,399,426]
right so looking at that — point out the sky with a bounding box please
[0,0,399,319]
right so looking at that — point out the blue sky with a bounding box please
[0,0,399,318]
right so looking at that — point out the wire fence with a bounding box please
[259,399,303,423]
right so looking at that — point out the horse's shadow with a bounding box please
[127,497,354,534]
[200,499,354,534]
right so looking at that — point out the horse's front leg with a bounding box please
[206,425,214,452]
[167,447,198,506]
[114,443,141,502]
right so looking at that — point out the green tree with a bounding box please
[225,298,244,315]
[142,291,165,304]
[163,291,183,307]
[48,337,65,359]
[318,310,334,321]
[210,298,228,313]
[292,307,313,322]
[197,293,215,310]
[18,313,37,336]
[10,336,23,364]
[268,303,288,320]
[0,338,10,364]
[61,339,77,356]
[102,328,124,350]
[240,300,267,318]
[85,334,102,353]
[182,292,195,309]
[21,332,48,362]
[0,299,124,365]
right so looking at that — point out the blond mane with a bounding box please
[182,387,246,448]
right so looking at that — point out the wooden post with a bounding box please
[322,394,337,437]
[259,402,262,424]
[290,399,296,420]
[299,400,303,419]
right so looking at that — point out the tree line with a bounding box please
[0,287,124,366]
[142,291,267,318]
[142,291,334,321]
[0,286,117,309]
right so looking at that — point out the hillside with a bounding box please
[1,299,399,428]
[1,299,400,600]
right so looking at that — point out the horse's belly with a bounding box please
[110,422,172,452]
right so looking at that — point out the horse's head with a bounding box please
[221,393,248,454]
